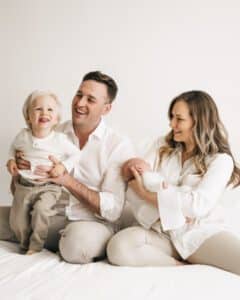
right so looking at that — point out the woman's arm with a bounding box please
[158,153,234,231]
[128,167,167,207]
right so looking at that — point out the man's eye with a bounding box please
[48,108,53,112]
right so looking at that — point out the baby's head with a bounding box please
[122,158,147,182]
[23,90,61,131]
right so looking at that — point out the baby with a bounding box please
[7,90,81,255]
[122,158,165,229]
[122,157,165,192]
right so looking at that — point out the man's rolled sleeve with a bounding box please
[99,192,123,222]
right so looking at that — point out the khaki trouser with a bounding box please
[107,226,240,275]
[9,181,62,251]
[0,205,116,264]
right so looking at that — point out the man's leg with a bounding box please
[59,221,114,264]
[187,231,240,276]
[107,226,181,266]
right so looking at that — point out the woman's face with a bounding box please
[170,100,194,146]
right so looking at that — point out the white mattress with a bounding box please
[0,240,240,300]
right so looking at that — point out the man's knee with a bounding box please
[59,221,113,264]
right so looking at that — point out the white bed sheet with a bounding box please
[0,241,240,300]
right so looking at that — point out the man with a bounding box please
[0,71,135,263]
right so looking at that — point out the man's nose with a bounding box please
[76,95,87,105]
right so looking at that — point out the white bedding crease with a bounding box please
[0,239,240,300]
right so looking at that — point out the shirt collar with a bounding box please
[64,118,106,140]
[90,118,106,140]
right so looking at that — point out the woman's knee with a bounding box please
[107,226,146,266]
[59,222,113,264]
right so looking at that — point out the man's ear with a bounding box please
[102,103,112,116]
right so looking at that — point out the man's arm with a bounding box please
[59,173,101,214]
[41,138,135,222]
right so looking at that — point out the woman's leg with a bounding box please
[107,226,181,267]
[187,231,240,275]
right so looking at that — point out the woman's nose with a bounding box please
[170,119,175,128]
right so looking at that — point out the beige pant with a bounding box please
[107,226,181,266]
[107,226,240,275]
[10,181,62,251]
[59,221,114,264]
[0,205,114,264]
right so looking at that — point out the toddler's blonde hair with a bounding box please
[22,90,61,128]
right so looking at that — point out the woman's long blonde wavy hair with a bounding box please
[159,91,240,187]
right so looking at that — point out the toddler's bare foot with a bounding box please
[175,260,186,266]
[26,249,40,255]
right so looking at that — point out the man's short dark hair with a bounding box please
[82,71,118,103]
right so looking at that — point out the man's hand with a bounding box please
[38,172,71,187]
[34,155,62,178]
[15,151,31,170]
[50,163,66,178]
[6,159,19,176]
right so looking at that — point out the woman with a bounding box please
[107,90,240,274]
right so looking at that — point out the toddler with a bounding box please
[7,90,81,254]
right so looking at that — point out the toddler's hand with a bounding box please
[6,159,19,176]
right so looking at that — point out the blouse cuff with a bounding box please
[157,186,185,231]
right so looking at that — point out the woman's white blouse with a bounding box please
[128,137,234,259]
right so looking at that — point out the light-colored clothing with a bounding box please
[9,128,81,181]
[57,120,135,223]
[59,221,114,264]
[10,179,62,251]
[9,128,81,251]
[107,226,240,275]
[107,226,180,267]
[127,137,234,259]
[187,231,240,275]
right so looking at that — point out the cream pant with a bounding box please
[0,204,114,264]
[10,181,62,251]
[107,226,240,275]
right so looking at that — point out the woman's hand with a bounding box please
[128,167,158,206]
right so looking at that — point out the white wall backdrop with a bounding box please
[1,0,240,204]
